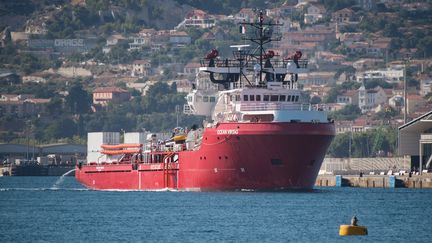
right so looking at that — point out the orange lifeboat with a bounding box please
[101,149,141,155]
[100,144,143,155]
[100,143,143,150]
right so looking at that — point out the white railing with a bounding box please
[240,103,312,111]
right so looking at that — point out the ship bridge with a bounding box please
[212,87,327,123]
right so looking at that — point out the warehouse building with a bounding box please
[398,110,432,173]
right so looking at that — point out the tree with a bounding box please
[328,133,350,157]
[329,104,362,121]
[65,83,91,114]
[323,86,340,103]
[46,97,63,117]
[44,118,78,140]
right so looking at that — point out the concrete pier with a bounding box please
[316,174,432,189]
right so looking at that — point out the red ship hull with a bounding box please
[75,122,335,191]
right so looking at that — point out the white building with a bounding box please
[128,36,150,51]
[132,60,152,77]
[175,9,216,29]
[298,72,336,86]
[420,76,432,96]
[356,68,404,83]
[304,4,326,24]
[358,85,388,113]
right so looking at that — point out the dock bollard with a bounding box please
[335,175,342,187]
[388,175,395,188]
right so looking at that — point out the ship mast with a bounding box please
[240,10,282,86]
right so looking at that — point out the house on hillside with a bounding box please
[169,31,191,45]
[358,85,387,113]
[419,75,432,97]
[176,9,216,29]
[184,62,201,75]
[92,87,131,106]
[132,60,152,77]
[0,94,50,117]
[106,34,125,46]
[332,8,355,23]
[304,4,326,24]
[298,72,336,86]
[22,75,47,84]
[235,8,256,23]
[128,35,150,51]
[0,71,20,85]
[337,90,358,105]
[356,67,404,84]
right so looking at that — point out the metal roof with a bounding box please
[398,110,432,132]
[398,110,432,156]
[0,143,85,155]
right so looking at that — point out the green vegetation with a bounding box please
[323,82,361,103]
[328,127,398,157]
[329,104,361,121]
[321,0,356,12]
[0,81,203,144]
[0,44,59,74]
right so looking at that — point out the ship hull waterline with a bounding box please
[75,122,335,191]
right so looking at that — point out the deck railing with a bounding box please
[200,59,308,69]
[240,103,312,111]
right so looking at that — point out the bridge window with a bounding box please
[196,96,202,102]
[210,96,216,102]
[249,95,255,101]
[203,96,209,102]
[256,95,261,101]
[243,95,248,101]
[263,95,269,101]
[235,95,241,101]
[279,95,286,102]
[270,95,279,101]
[287,95,292,102]
[295,96,299,102]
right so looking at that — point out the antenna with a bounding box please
[240,10,282,85]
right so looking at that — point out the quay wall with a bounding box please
[316,175,432,189]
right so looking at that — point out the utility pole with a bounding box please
[403,57,410,124]
[175,105,180,127]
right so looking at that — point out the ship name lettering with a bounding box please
[217,129,239,135]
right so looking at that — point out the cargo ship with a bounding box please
[75,11,335,191]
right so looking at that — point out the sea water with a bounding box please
[0,177,431,242]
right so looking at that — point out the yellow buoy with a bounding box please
[339,225,368,236]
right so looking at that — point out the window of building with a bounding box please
[279,95,286,102]
[295,96,299,102]
[270,95,279,102]
[243,95,248,101]
[249,95,255,101]
[203,96,209,102]
[263,95,269,101]
[256,95,261,101]
[210,96,216,102]
[235,95,241,101]
[287,95,292,102]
